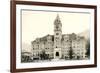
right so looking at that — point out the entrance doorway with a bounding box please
[54,48,61,59]
[56,52,59,56]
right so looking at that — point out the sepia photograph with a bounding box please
[21,10,90,63]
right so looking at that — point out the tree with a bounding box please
[69,39,73,60]
[86,39,90,58]
[40,50,47,60]
[69,47,73,59]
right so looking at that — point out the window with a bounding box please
[48,54,49,56]
[38,45,39,48]
[56,25,59,29]
[56,33,59,35]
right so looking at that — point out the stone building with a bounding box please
[31,14,87,60]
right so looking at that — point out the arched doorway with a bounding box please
[56,52,59,56]
[54,48,61,59]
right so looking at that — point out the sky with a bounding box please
[22,10,90,45]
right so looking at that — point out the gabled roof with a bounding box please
[32,33,85,44]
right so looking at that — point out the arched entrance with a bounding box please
[56,52,59,56]
[54,48,61,59]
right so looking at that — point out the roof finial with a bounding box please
[56,13,60,19]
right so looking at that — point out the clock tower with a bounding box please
[54,14,62,59]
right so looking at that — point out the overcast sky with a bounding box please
[22,10,90,45]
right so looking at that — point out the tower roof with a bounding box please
[54,14,62,25]
[56,14,60,19]
[55,14,60,21]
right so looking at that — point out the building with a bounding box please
[31,14,87,60]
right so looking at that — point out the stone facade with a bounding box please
[31,14,87,60]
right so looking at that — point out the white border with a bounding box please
[16,5,94,69]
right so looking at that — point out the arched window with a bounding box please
[56,33,59,35]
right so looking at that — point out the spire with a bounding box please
[56,14,60,20]
[54,14,62,25]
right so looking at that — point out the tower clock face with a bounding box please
[55,37,59,41]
